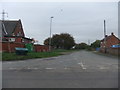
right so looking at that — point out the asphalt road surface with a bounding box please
[2,50,118,88]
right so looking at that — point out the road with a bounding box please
[2,50,118,88]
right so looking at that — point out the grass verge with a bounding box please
[2,49,78,61]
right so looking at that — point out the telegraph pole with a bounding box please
[104,20,107,53]
[104,20,106,38]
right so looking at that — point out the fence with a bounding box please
[100,47,120,55]
[34,45,49,52]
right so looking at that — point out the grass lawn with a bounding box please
[2,49,78,61]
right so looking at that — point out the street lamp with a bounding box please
[49,16,54,52]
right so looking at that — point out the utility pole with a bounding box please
[104,20,106,38]
[1,10,8,21]
[49,16,54,52]
[104,20,107,53]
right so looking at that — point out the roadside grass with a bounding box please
[2,49,78,61]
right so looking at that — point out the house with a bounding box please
[2,19,32,43]
[100,32,120,54]
[1,19,33,52]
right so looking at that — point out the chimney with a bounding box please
[105,35,108,37]
[111,32,114,35]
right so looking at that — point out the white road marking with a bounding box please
[78,62,86,70]
[78,63,81,65]
[9,67,16,70]
[6,62,13,64]
[18,61,26,63]
[45,68,54,70]
[99,67,109,70]
[27,67,31,69]
[64,67,70,70]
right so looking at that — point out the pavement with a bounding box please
[2,50,118,88]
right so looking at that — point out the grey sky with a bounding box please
[0,2,118,45]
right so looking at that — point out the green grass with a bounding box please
[2,49,78,61]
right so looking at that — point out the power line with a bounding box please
[1,10,8,21]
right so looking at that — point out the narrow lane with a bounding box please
[2,50,118,88]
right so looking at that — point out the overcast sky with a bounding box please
[0,1,118,45]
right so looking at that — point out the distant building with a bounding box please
[100,32,120,53]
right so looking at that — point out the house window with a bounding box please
[9,38,15,42]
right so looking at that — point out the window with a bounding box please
[12,33,15,36]
[9,38,15,42]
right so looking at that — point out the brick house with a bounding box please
[0,19,49,53]
[1,19,32,43]
[1,19,33,52]
[100,32,120,53]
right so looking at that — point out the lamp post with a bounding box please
[49,16,54,52]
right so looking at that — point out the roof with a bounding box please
[101,33,120,42]
[2,20,20,36]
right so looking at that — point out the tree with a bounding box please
[75,43,88,49]
[44,37,50,45]
[91,40,100,48]
[44,33,75,50]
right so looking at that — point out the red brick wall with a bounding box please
[34,45,49,52]
[15,37,22,43]
[1,42,25,52]
[1,42,49,53]
[106,36,120,47]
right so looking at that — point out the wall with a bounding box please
[107,47,120,55]
[106,36,120,48]
[100,47,120,55]
[1,42,25,52]
[34,45,49,52]
[1,42,49,53]
[101,35,120,48]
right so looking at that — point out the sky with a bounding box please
[0,1,118,45]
